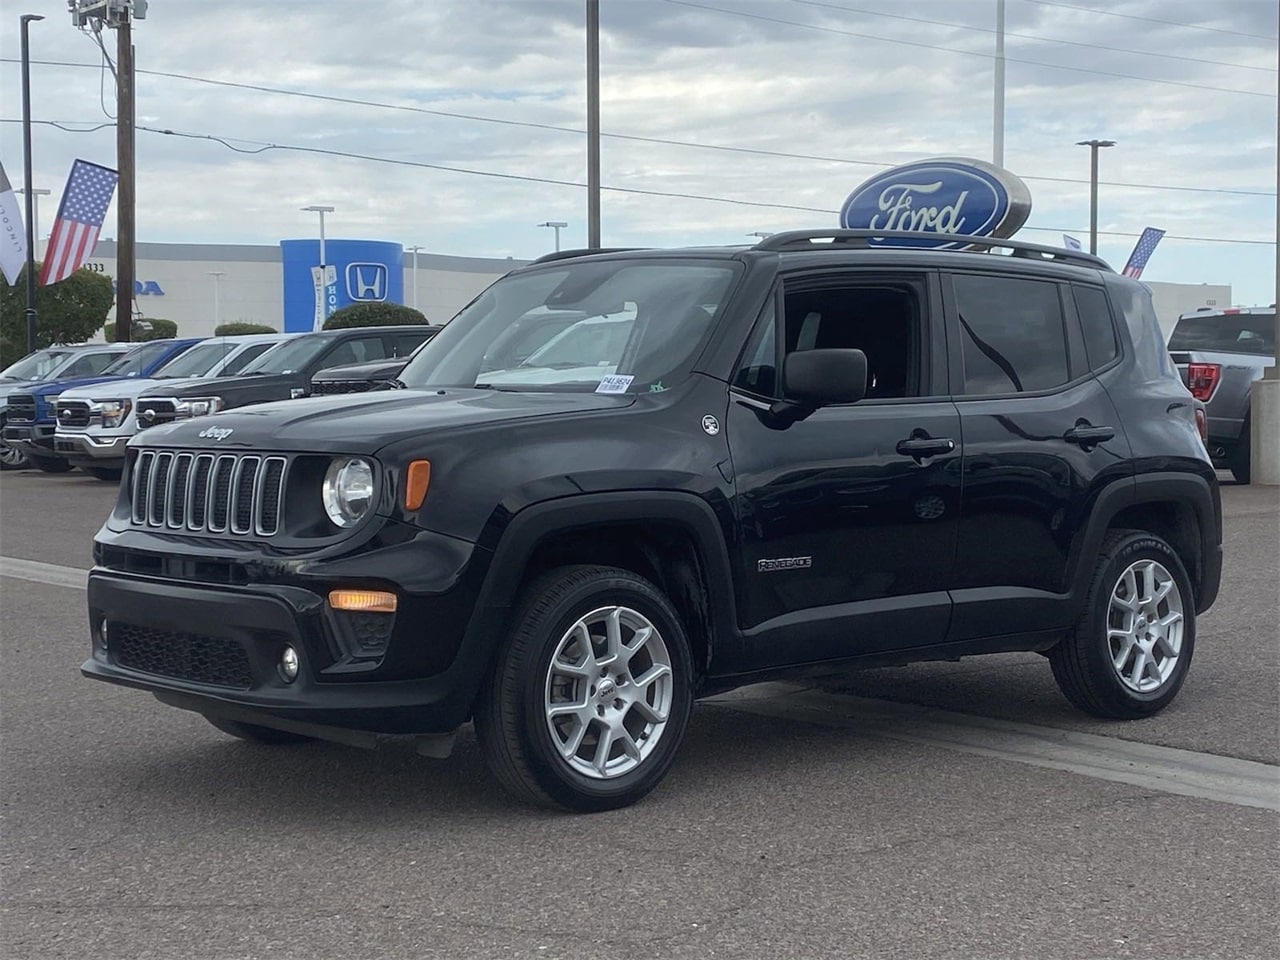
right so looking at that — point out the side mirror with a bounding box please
[782,348,868,406]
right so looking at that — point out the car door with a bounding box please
[944,270,1133,642]
[724,269,961,672]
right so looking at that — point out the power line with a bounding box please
[11,118,1273,247]
[788,0,1277,73]
[662,0,1276,98]
[1019,0,1278,41]
[6,59,1274,200]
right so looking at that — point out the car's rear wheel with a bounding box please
[205,716,314,745]
[475,565,694,812]
[86,466,123,482]
[1229,417,1251,484]
[1050,531,1195,719]
[30,455,72,473]
[0,432,29,470]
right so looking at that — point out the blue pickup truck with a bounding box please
[2,338,203,473]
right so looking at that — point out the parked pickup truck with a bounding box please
[309,327,440,396]
[54,334,292,480]
[1168,306,1276,483]
[134,326,436,431]
[3,338,203,473]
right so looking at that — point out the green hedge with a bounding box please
[104,317,178,342]
[323,302,428,329]
[214,322,278,336]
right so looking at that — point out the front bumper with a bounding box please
[81,550,492,737]
[55,431,130,464]
[2,422,56,456]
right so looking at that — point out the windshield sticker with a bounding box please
[595,374,634,394]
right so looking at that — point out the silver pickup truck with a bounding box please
[1168,306,1275,483]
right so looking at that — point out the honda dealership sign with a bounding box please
[281,239,404,332]
[839,157,1032,248]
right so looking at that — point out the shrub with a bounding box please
[214,322,278,336]
[105,317,178,342]
[323,302,428,329]
[0,263,112,363]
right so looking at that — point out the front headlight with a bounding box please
[175,397,224,418]
[322,457,375,528]
[99,400,132,428]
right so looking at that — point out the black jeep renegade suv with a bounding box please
[82,230,1222,812]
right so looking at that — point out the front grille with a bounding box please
[109,621,253,688]
[56,400,92,428]
[135,398,177,429]
[7,394,36,424]
[131,450,288,537]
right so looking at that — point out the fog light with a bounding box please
[279,645,299,682]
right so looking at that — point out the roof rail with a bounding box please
[529,247,645,265]
[752,229,1112,271]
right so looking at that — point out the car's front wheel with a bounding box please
[0,431,29,471]
[475,565,694,812]
[1049,531,1195,719]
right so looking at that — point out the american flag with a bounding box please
[1121,227,1165,279]
[38,160,118,286]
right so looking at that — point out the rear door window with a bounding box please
[952,274,1070,395]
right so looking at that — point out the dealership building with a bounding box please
[74,238,1230,342]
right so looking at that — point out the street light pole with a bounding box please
[410,245,421,309]
[302,205,334,330]
[538,221,568,251]
[208,271,224,329]
[17,187,50,251]
[1076,139,1115,255]
[20,13,44,355]
[586,0,601,248]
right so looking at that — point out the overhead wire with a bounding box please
[1018,0,1279,40]
[10,118,1273,247]
[6,59,1274,200]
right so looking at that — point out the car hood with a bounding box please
[56,376,174,402]
[8,373,145,398]
[136,372,300,399]
[135,388,635,453]
[311,358,408,382]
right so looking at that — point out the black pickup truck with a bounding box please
[82,232,1221,812]
[134,326,435,429]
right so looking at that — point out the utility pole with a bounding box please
[116,9,135,342]
[20,13,44,355]
[69,1,146,342]
[586,0,600,248]
[993,0,1005,168]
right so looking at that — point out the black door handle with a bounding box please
[1063,424,1116,446]
[896,436,956,461]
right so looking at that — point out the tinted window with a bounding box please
[1073,285,1119,370]
[953,275,1068,395]
[219,342,276,375]
[240,335,331,375]
[317,337,387,371]
[0,349,73,380]
[65,351,122,377]
[154,342,234,378]
[1168,313,1276,356]
[395,333,429,357]
[733,301,777,397]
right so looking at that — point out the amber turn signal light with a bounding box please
[328,589,398,613]
[405,459,431,511]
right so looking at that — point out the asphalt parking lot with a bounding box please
[1,470,1276,960]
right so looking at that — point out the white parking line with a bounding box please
[709,683,1280,812]
[0,556,89,591]
[7,554,1278,811]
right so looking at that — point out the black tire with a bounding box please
[86,466,123,482]
[30,455,73,474]
[0,421,29,471]
[1229,419,1251,484]
[475,565,695,812]
[205,716,314,745]
[1049,531,1195,719]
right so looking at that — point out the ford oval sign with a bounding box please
[839,157,1032,249]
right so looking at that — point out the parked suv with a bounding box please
[133,326,434,429]
[54,333,293,481]
[0,344,133,470]
[82,231,1222,812]
[3,338,202,473]
[1168,306,1275,483]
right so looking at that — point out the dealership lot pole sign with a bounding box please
[839,157,1032,248]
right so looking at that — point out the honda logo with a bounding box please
[346,263,388,302]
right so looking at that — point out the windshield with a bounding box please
[154,341,236,378]
[1,349,73,381]
[100,341,176,377]
[238,335,331,375]
[1168,313,1276,356]
[397,260,739,392]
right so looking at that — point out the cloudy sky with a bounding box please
[1,0,1276,304]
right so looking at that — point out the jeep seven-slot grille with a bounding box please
[56,400,92,427]
[131,451,287,536]
[7,394,36,424]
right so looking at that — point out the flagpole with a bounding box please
[20,13,44,355]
